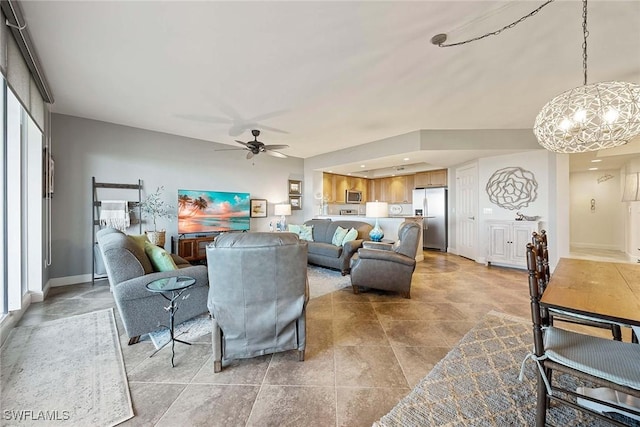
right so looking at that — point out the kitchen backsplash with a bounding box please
[323,203,413,216]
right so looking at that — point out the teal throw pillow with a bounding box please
[332,226,349,246]
[144,241,178,272]
[341,228,358,246]
[288,224,302,235]
[299,224,314,241]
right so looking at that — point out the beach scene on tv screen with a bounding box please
[178,189,250,233]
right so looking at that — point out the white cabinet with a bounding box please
[486,220,540,269]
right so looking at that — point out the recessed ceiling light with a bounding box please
[591,159,602,163]
[328,170,333,173]
[403,157,409,161]
[364,175,367,178]
[391,174,396,177]
[360,165,365,168]
[588,167,598,171]
[347,173,351,175]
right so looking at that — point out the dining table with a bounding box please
[539,257,640,419]
[540,257,640,328]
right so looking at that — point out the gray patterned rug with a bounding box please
[0,308,133,426]
[375,311,620,427]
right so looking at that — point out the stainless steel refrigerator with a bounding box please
[412,187,448,251]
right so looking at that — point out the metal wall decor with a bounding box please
[485,166,538,210]
[597,174,614,184]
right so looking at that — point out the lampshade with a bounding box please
[534,81,640,153]
[622,172,640,202]
[365,202,388,218]
[274,204,291,216]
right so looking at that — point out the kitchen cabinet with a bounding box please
[414,169,448,188]
[322,172,367,203]
[368,176,414,203]
[486,220,540,269]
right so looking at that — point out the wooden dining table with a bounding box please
[540,257,640,328]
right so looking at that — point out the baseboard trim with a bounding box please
[49,273,94,287]
[570,242,623,251]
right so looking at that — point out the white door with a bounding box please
[456,163,478,260]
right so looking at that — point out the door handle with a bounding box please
[468,216,475,220]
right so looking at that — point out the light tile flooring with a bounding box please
[569,246,638,263]
[18,252,533,426]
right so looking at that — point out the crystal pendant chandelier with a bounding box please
[533,0,640,153]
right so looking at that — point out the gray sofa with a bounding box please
[96,228,209,344]
[206,232,308,372]
[303,219,373,275]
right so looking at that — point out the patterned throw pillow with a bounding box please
[144,241,178,272]
[299,224,314,241]
[331,226,349,246]
[287,224,302,235]
[341,228,358,246]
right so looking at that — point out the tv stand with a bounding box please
[172,235,216,263]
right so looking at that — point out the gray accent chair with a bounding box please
[349,221,421,298]
[303,219,372,275]
[96,228,209,344]
[206,232,308,373]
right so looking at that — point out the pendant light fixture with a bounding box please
[432,0,640,154]
[533,0,640,153]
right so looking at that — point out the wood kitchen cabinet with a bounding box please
[367,175,414,203]
[414,169,448,188]
[322,172,367,203]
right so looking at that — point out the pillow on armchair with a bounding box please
[144,240,178,272]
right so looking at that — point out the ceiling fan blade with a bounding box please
[266,150,288,159]
[235,140,251,147]
[246,109,289,123]
[263,144,289,150]
[175,114,232,124]
[258,124,289,135]
[246,151,255,160]
[214,148,247,152]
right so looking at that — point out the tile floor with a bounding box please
[18,251,533,426]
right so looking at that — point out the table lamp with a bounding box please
[274,203,292,231]
[366,201,388,242]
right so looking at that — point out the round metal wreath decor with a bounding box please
[485,166,538,210]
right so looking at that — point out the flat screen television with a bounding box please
[178,189,250,234]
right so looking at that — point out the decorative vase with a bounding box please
[145,230,166,247]
[369,219,384,242]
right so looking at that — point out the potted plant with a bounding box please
[139,186,175,247]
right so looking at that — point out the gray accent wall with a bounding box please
[51,114,304,280]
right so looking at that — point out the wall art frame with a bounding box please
[250,199,268,218]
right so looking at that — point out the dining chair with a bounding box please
[532,230,622,341]
[523,242,640,426]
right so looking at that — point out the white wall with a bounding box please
[570,169,626,251]
[51,114,304,281]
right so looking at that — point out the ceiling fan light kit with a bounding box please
[432,0,640,154]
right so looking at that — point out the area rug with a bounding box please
[0,308,133,426]
[147,265,350,349]
[374,311,620,427]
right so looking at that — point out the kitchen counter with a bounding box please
[313,215,423,261]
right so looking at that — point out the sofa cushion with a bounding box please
[299,224,314,241]
[342,227,358,245]
[128,234,150,251]
[332,226,349,246]
[309,242,342,258]
[144,241,178,272]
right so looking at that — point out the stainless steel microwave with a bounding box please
[345,189,362,204]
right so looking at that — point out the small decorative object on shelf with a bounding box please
[139,186,175,246]
[515,212,541,221]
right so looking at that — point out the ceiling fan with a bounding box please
[215,129,289,159]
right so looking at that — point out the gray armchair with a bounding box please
[96,228,209,344]
[349,221,421,298]
[206,232,308,373]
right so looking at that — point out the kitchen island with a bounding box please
[314,215,424,262]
